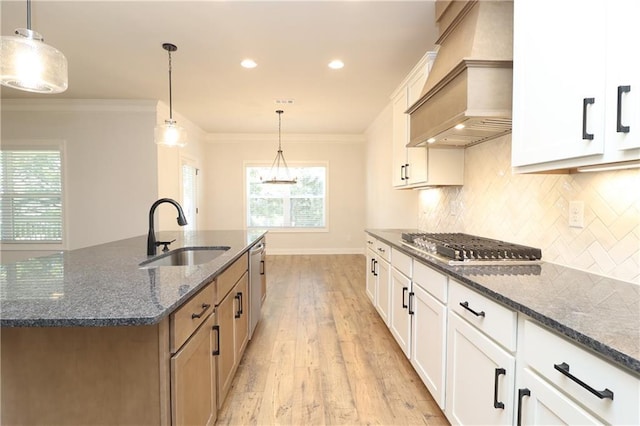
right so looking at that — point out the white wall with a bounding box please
[1,99,159,250]
[364,103,418,229]
[203,134,366,254]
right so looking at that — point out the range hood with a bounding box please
[407,0,513,147]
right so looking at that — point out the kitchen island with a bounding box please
[1,230,266,425]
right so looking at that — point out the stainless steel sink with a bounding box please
[139,246,230,268]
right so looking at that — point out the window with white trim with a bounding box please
[181,162,198,231]
[246,165,327,229]
[0,146,63,243]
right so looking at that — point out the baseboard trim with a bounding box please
[266,248,365,255]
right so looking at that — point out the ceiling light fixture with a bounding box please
[241,59,257,69]
[0,0,68,93]
[328,59,344,70]
[262,110,297,185]
[155,43,187,148]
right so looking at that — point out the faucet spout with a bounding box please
[147,198,188,256]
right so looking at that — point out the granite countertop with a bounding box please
[367,229,640,377]
[0,230,266,327]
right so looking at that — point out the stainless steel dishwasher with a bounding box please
[249,238,265,339]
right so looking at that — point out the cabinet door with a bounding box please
[234,273,250,358]
[392,89,409,187]
[365,249,377,304]
[171,313,217,426]
[216,289,236,408]
[512,0,606,167]
[411,283,446,409]
[375,259,391,325]
[389,268,411,358]
[606,0,640,152]
[406,62,429,185]
[445,312,515,425]
[517,368,601,425]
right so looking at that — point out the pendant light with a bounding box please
[155,43,187,148]
[0,0,68,93]
[262,110,297,184]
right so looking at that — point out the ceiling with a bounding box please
[1,1,438,134]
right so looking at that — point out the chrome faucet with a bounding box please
[147,198,188,256]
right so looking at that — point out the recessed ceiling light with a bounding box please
[454,123,465,130]
[241,59,257,69]
[328,59,344,70]
[427,137,436,144]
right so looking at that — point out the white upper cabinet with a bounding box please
[392,52,465,188]
[512,0,640,172]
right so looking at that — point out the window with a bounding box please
[0,145,63,244]
[246,165,327,230]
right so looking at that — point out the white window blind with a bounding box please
[246,165,326,229]
[0,149,63,243]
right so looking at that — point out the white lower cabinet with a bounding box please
[375,257,391,325]
[390,249,413,358]
[446,312,515,425]
[517,318,640,425]
[517,367,601,425]
[410,280,447,409]
[365,237,376,304]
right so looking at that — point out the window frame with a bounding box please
[244,161,329,233]
[0,140,67,251]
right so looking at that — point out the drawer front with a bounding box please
[216,253,248,304]
[391,248,412,277]
[413,260,447,304]
[171,283,215,353]
[523,319,640,425]
[448,279,516,351]
[374,240,391,263]
[365,233,376,249]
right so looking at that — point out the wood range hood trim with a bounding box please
[407,0,514,148]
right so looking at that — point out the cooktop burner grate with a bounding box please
[401,232,542,265]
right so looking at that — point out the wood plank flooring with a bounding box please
[216,254,448,426]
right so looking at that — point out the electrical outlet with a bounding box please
[569,201,585,228]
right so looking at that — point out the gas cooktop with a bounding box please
[401,232,542,266]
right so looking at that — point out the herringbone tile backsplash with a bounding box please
[417,135,640,284]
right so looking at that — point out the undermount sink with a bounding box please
[139,246,230,268]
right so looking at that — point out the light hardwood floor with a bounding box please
[215,254,448,425]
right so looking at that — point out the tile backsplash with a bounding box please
[418,135,640,284]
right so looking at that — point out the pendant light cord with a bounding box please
[167,49,173,120]
[26,0,31,30]
[277,109,283,151]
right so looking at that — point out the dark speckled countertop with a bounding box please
[0,230,266,328]
[367,229,640,377]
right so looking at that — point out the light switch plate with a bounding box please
[569,201,585,228]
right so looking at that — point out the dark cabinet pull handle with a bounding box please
[617,85,631,133]
[239,292,243,315]
[191,303,211,319]
[234,293,241,318]
[212,325,220,356]
[260,259,265,275]
[400,165,406,181]
[402,287,408,309]
[493,368,506,409]
[373,259,378,276]
[582,97,595,140]
[370,258,375,274]
[408,292,415,315]
[517,388,530,426]
[405,163,410,180]
[553,362,614,400]
[459,301,485,317]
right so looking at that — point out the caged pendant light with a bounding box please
[0,0,68,93]
[262,110,297,184]
[155,43,187,148]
